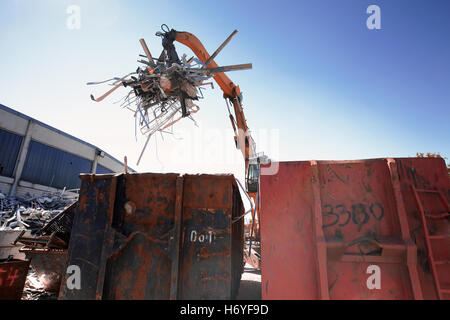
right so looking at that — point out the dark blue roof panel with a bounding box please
[0,129,23,177]
[0,103,135,172]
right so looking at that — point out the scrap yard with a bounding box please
[0,1,449,306]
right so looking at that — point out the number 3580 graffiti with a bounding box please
[322,202,384,229]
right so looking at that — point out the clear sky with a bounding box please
[1,0,449,188]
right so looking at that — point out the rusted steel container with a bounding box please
[59,173,244,300]
[0,258,30,300]
[260,158,449,300]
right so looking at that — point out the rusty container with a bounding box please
[59,173,244,300]
[260,158,449,300]
[0,258,30,300]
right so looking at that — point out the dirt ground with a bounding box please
[237,264,261,300]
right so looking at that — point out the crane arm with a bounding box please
[174,31,256,170]
[175,31,238,98]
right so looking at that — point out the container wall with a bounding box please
[261,158,449,300]
[180,175,234,299]
[0,259,30,300]
[396,158,450,299]
[59,173,244,300]
[60,174,117,300]
[104,173,178,300]
[260,161,319,299]
[179,175,244,299]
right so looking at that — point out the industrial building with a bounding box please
[0,104,133,199]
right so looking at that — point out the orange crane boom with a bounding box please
[175,30,256,170]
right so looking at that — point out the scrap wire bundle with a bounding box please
[120,55,210,139]
[88,25,252,165]
[88,57,210,165]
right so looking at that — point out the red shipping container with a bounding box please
[260,158,449,300]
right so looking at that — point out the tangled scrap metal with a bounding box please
[0,192,76,232]
[88,24,251,165]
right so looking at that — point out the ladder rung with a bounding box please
[416,189,440,193]
[411,185,450,300]
[425,212,450,219]
[429,234,450,240]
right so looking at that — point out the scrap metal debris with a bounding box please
[0,193,76,300]
[0,191,77,233]
[21,268,58,300]
[88,24,252,165]
[14,204,74,300]
[39,202,76,244]
[20,246,68,295]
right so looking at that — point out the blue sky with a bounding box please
[0,0,449,181]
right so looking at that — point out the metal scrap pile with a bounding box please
[0,192,76,233]
[0,193,76,300]
[21,269,58,300]
[0,196,77,300]
[88,24,251,165]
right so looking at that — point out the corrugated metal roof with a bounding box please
[21,140,92,189]
[0,104,135,172]
[96,164,114,174]
[0,129,23,177]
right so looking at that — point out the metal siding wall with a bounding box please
[21,140,92,189]
[0,129,23,177]
[96,164,114,174]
